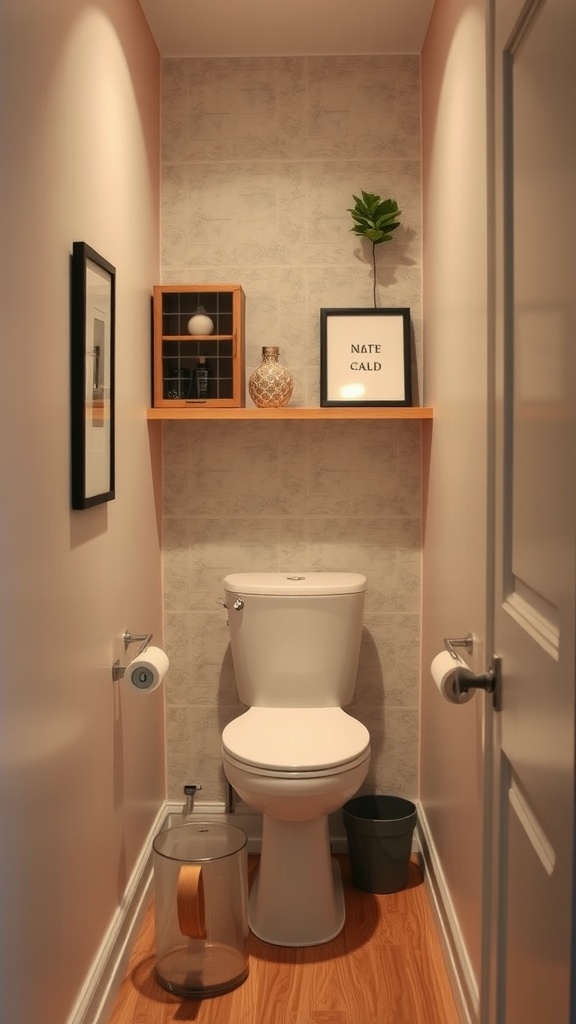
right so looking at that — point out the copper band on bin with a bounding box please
[176,864,206,939]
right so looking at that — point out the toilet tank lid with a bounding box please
[223,572,367,595]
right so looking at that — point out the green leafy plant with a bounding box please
[348,191,401,307]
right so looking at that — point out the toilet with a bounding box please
[221,572,371,947]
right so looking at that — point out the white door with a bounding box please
[490,0,576,1020]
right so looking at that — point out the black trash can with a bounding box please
[343,795,417,894]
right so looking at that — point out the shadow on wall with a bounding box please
[350,627,385,796]
[216,643,244,795]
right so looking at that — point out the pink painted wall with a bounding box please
[0,2,163,1022]
[420,0,489,1011]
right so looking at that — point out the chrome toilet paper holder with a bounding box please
[112,630,153,681]
[443,633,473,660]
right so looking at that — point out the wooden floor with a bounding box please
[108,856,460,1024]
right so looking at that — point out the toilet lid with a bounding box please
[223,572,367,596]
[222,707,370,772]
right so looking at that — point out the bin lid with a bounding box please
[152,821,247,861]
[223,572,367,596]
[222,707,370,771]
[343,794,417,823]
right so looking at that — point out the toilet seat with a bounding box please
[222,707,370,778]
[222,748,370,781]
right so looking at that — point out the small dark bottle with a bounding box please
[192,356,210,399]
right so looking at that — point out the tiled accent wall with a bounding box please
[161,55,422,803]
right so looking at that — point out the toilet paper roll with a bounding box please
[431,650,474,704]
[127,646,169,693]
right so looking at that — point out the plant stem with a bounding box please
[372,243,377,307]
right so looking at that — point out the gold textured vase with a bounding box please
[248,347,293,408]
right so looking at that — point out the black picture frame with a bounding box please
[320,307,412,407]
[70,242,116,509]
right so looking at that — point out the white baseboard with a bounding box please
[65,803,166,1024]
[416,802,478,1024]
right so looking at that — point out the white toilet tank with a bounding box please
[223,572,366,708]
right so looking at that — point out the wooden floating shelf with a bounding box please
[147,406,433,421]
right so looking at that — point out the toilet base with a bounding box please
[249,814,345,946]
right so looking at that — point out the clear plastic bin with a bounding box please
[152,821,249,997]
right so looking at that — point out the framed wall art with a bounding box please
[320,307,412,407]
[70,242,116,509]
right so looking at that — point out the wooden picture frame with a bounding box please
[320,308,412,407]
[70,242,115,509]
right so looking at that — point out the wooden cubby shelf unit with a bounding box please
[152,284,245,408]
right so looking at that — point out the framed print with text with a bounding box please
[320,307,411,407]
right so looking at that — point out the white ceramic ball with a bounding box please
[187,313,214,335]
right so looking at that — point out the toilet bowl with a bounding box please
[220,572,371,947]
[222,708,370,945]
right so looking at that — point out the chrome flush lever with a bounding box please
[233,598,244,610]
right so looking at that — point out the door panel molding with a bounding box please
[508,776,556,876]
[504,588,559,659]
